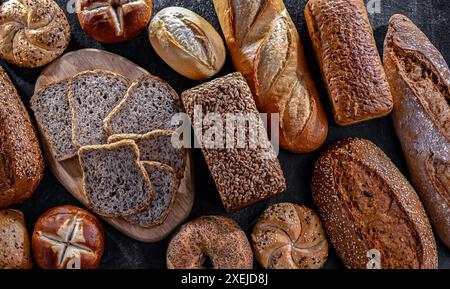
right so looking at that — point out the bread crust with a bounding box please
[0,66,44,208]
[312,138,437,269]
[32,205,104,269]
[77,0,152,44]
[384,14,450,249]
[213,0,328,153]
[305,0,393,126]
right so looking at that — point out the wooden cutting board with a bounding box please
[34,48,195,243]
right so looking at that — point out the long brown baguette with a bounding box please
[384,14,450,249]
[305,0,393,126]
[0,66,44,208]
[312,138,437,269]
[213,0,328,153]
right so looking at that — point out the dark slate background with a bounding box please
[1,0,449,269]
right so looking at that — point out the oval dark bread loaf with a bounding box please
[384,14,450,249]
[312,138,437,269]
[213,0,328,153]
[0,67,44,208]
[166,216,253,269]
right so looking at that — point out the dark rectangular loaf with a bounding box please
[384,14,450,249]
[181,73,286,212]
[312,138,437,269]
[305,0,393,125]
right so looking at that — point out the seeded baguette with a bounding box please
[78,140,153,218]
[31,79,77,161]
[384,14,450,249]
[312,138,437,269]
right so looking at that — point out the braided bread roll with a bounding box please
[252,203,328,269]
[0,0,70,68]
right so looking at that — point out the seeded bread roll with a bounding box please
[104,74,183,136]
[312,138,438,269]
[31,79,77,161]
[0,209,32,269]
[252,203,328,269]
[69,70,131,147]
[77,0,152,44]
[0,66,44,208]
[304,0,393,125]
[78,140,153,217]
[0,0,71,68]
[181,73,286,212]
[32,205,104,269]
[148,7,226,81]
[213,0,328,153]
[384,14,450,249]
[167,216,253,269]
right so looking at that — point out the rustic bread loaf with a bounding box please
[124,161,179,227]
[0,66,44,208]
[77,0,152,44]
[304,0,393,125]
[104,74,183,136]
[312,138,438,269]
[31,79,77,161]
[148,7,226,81]
[384,14,450,249]
[32,205,104,269]
[252,203,328,269]
[0,0,71,67]
[0,209,32,269]
[69,70,131,147]
[181,73,286,212]
[167,216,253,269]
[78,140,153,218]
[107,130,186,178]
[213,0,328,153]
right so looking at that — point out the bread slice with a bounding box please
[31,79,77,161]
[107,130,186,178]
[124,161,179,227]
[78,140,153,218]
[69,70,130,147]
[103,74,183,136]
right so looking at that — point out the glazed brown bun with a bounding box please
[0,209,32,269]
[213,0,328,153]
[32,205,105,269]
[167,216,253,269]
[77,0,152,44]
[0,67,44,208]
[312,138,438,269]
[252,203,328,269]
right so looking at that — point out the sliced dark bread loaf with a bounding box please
[31,79,77,161]
[69,70,130,147]
[78,140,153,218]
[124,161,179,227]
[103,74,183,136]
[107,130,186,178]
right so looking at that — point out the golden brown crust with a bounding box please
[305,0,393,126]
[166,216,253,269]
[312,138,437,269]
[32,205,104,269]
[77,0,152,44]
[0,209,32,269]
[0,66,44,208]
[384,14,450,249]
[252,203,328,269]
[213,0,328,153]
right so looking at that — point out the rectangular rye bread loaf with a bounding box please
[312,138,437,269]
[384,14,450,249]
[305,0,393,125]
[181,73,286,212]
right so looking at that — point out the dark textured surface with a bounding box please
[1,0,449,269]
